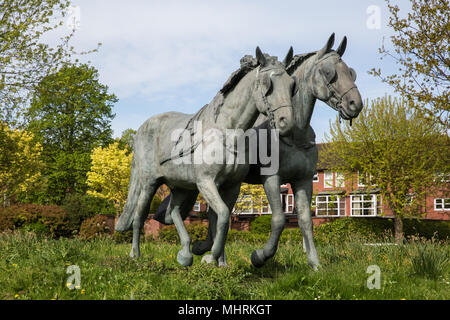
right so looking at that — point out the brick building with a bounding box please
[145,143,449,236]
[191,143,449,228]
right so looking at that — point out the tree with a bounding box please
[322,96,449,242]
[233,183,269,215]
[0,0,98,125]
[0,123,44,206]
[370,0,449,128]
[26,64,117,203]
[86,142,132,216]
[117,128,137,154]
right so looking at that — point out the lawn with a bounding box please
[0,231,448,300]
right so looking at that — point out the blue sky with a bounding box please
[61,0,409,141]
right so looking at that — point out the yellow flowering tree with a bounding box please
[233,183,268,215]
[86,142,132,216]
[0,123,44,205]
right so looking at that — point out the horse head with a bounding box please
[308,33,363,121]
[253,47,296,136]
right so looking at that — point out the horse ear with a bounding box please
[336,36,347,57]
[282,46,294,67]
[317,33,335,59]
[256,46,267,67]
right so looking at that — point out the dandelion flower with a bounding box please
[14,294,19,299]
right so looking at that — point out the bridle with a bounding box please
[256,66,293,129]
[315,54,357,125]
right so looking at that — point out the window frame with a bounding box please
[315,194,345,217]
[434,198,450,211]
[350,194,380,216]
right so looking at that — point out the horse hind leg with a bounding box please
[130,184,158,258]
[192,208,216,256]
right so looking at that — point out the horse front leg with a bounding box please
[251,175,285,268]
[292,179,320,270]
[197,180,240,266]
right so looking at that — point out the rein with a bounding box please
[316,55,357,126]
[256,66,293,130]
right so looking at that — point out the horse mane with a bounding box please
[211,53,278,120]
[286,52,316,75]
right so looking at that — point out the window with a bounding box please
[282,194,294,213]
[351,194,381,216]
[259,196,272,214]
[358,171,375,187]
[193,202,201,212]
[335,172,345,188]
[315,194,345,217]
[434,198,450,211]
[313,172,319,182]
[324,171,333,188]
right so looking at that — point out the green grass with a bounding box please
[0,232,448,300]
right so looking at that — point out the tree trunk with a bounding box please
[394,216,404,243]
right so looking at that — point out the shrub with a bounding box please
[0,204,69,237]
[62,193,116,233]
[250,215,274,235]
[149,196,162,214]
[113,230,134,243]
[39,207,72,237]
[313,217,450,243]
[156,223,208,243]
[79,215,113,240]
[22,221,49,236]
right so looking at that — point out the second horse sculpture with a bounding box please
[116,47,297,266]
[154,33,364,269]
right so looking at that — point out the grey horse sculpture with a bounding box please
[154,33,363,269]
[115,47,298,267]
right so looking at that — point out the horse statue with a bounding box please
[154,33,364,269]
[115,47,298,267]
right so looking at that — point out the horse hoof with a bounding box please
[251,250,265,268]
[129,248,140,259]
[201,254,216,265]
[177,251,193,267]
[192,241,212,256]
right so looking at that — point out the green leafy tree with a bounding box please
[26,64,117,203]
[0,0,98,124]
[322,96,449,242]
[370,0,449,128]
[117,128,137,154]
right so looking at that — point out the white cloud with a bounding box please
[42,0,410,138]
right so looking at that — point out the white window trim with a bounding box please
[357,171,367,187]
[434,198,450,211]
[350,194,379,216]
[324,171,334,188]
[313,172,319,183]
[283,194,295,213]
[335,172,345,188]
[315,194,345,217]
[259,196,272,214]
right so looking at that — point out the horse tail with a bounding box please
[115,158,140,232]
